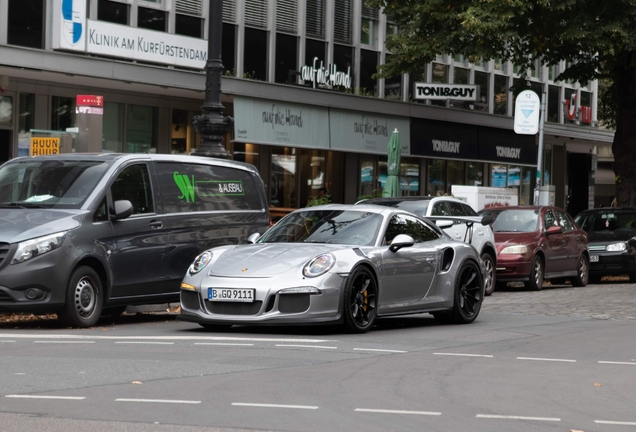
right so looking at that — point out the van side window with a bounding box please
[93,196,108,222]
[111,164,154,215]
[155,162,264,213]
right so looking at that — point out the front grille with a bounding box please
[205,300,263,315]
[278,294,310,314]
[181,290,201,310]
[588,245,607,252]
[264,295,276,312]
[0,243,9,266]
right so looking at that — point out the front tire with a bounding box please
[482,253,496,296]
[342,266,377,333]
[524,255,544,291]
[58,266,103,328]
[438,260,484,324]
[571,255,589,287]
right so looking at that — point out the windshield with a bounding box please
[492,209,539,233]
[575,211,636,233]
[259,210,383,246]
[0,160,109,209]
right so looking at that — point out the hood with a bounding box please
[209,243,348,277]
[0,208,83,244]
[494,231,540,253]
[587,230,636,245]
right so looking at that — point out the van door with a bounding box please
[106,163,169,299]
[154,161,270,294]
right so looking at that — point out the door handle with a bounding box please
[561,240,566,246]
[150,220,163,229]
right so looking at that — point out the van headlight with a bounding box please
[303,254,335,278]
[189,251,213,275]
[12,231,67,264]
[607,242,627,252]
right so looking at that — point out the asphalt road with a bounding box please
[1,280,635,432]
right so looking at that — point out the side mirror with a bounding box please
[389,234,415,253]
[435,220,454,229]
[246,232,261,244]
[112,200,133,220]
[480,215,495,226]
[546,226,562,235]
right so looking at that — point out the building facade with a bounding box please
[0,0,615,215]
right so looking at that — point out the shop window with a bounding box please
[333,44,354,92]
[51,96,76,132]
[519,166,533,206]
[431,63,448,107]
[299,149,327,206]
[491,164,507,188]
[467,162,483,186]
[126,105,159,154]
[275,33,299,84]
[360,159,376,199]
[138,7,166,32]
[378,157,387,195]
[233,143,260,168]
[223,24,237,75]
[447,161,465,195]
[19,93,35,133]
[98,0,129,25]
[270,147,297,208]
[474,71,489,112]
[543,149,552,185]
[383,55,402,100]
[8,0,44,49]
[427,159,446,196]
[243,28,268,80]
[401,158,420,196]
[547,85,560,123]
[175,14,203,38]
[360,49,378,96]
[170,109,188,154]
[493,74,508,116]
[103,102,125,153]
[508,166,521,188]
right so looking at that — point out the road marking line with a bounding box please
[599,361,636,365]
[114,342,174,345]
[595,420,636,426]
[517,357,576,363]
[353,348,408,353]
[115,398,201,404]
[0,334,333,343]
[275,344,337,349]
[232,403,318,410]
[194,343,254,346]
[33,341,95,344]
[355,408,441,416]
[476,414,560,421]
[434,353,493,358]
[5,395,86,400]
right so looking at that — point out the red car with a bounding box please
[493,206,589,290]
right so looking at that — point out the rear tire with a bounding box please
[571,255,589,287]
[524,256,544,291]
[58,266,103,328]
[481,253,496,296]
[442,260,484,324]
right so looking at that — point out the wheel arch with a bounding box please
[481,243,497,264]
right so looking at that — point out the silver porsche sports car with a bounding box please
[179,204,485,333]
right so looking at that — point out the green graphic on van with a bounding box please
[173,172,244,202]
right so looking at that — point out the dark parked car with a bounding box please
[493,206,589,290]
[574,207,636,283]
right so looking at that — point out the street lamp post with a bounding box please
[192,0,231,159]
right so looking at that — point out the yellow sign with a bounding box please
[30,137,60,156]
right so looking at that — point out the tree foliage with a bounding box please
[367,0,636,206]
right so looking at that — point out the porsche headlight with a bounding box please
[500,245,528,255]
[607,242,627,252]
[189,251,213,275]
[302,253,335,278]
[12,231,67,264]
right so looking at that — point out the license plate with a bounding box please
[208,288,255,302]
[590,255,599,262]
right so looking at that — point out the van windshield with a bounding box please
[0,160,109,209]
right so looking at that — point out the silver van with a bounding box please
[0,154,270,327]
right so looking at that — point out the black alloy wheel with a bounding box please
[343,266,377,333]
[435,260,484,324]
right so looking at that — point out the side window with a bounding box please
[431,201,451,216]
[385,214,422,244]
[155,162,263,213]
[448,201,467,217]
[544,210,557,229]
[111,164,155,215]
[461,203,478,216]
[557,211,575,232]
[93,196,108,222]
[417,219,442,242]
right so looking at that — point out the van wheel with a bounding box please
[58,266,103,328]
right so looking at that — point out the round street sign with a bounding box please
[514,90,540,135]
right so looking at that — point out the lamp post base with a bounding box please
[192,112,232,159]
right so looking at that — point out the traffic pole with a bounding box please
[533,92,546,206]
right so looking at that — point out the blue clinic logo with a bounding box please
[61,0,84,46]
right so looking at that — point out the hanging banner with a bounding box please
[329,109,410,155]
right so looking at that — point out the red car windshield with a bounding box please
[492,209,539,233]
